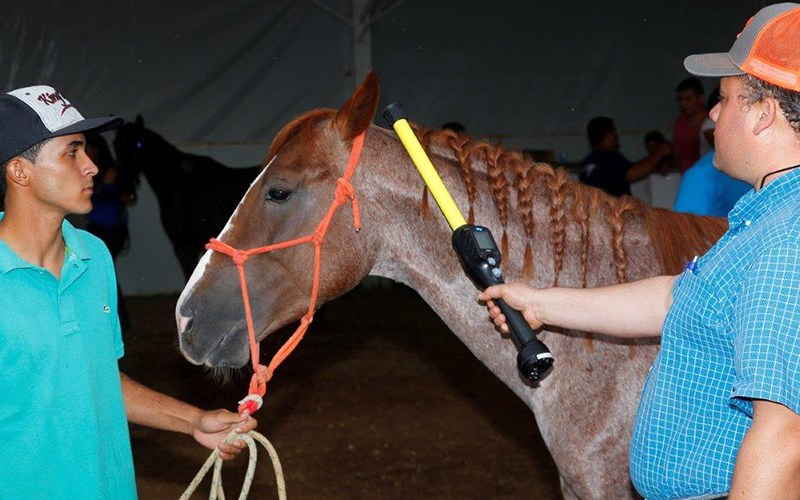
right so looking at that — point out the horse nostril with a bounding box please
[178,310,194,335]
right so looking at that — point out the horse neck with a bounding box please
[365,128,665,292]
[140,134,186,196]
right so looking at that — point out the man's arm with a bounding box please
[627,141,674,183]
[478,274,676,338]
[729,399,800,498]
[120,372,257,460]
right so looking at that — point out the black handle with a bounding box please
[382,103,407,126]
[496,298,554,381]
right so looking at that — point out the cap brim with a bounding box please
[48,115,123,139]
[684,52,746,77]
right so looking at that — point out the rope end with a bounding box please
[238,394,264,414]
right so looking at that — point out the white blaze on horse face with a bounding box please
[175,156,277,325]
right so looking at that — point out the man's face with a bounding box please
[27,134,98,215]
[709,77,757,183]
[677,89,705,116]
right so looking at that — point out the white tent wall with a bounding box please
[2,0,764,294]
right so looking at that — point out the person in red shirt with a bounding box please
[673,77,708,173]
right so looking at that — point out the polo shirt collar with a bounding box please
[0,213,91,274]
[728,167,800,230]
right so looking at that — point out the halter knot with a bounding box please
[206,238,250,266]
[256,364,272,383]
[335,178,361,230]
[232,252,249,266]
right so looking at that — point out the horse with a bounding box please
[174,72,727,499]
[113,116,261,281]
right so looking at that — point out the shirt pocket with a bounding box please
[669,270,727,346]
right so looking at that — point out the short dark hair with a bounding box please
[644,130,665,144]
[740,74,800,136]
[676,77,705,95]
[0,138,51,202]
[587,116,615,147]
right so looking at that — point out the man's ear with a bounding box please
[753,97,777,136]
[5,158,31,188]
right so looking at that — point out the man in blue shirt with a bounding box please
[0,85,257,498]
[480,3,800,498]
[673,151,752,217]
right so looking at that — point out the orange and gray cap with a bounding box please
[684,2,800,91]
[0,85,121,164]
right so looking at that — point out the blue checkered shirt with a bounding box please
[630,168,800,499]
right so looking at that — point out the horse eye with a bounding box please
[135,141,143,150]
[266,188,292,203]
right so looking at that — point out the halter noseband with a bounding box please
[206,131,365,414]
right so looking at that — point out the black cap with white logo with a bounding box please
[0,85,121,164]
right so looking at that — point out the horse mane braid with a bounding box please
[414,126,728,285]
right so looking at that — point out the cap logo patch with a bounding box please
[36,90,74,116]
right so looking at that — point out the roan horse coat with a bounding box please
[175,72,726,498]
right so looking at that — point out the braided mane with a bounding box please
[415,127,728,286]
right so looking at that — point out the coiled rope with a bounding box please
[179,430,286,500]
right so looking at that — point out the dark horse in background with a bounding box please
[113,116,261,281]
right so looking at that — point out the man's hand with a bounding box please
[191,409,258,461]
[478,282,543,334]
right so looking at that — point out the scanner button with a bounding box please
[492,268,502,278]
[487,257,497,266]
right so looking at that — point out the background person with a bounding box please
[578,116,672,197]
[673,77,708,173]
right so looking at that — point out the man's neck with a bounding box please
[0,204,67,277]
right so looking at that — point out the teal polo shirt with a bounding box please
[0,216,136,499]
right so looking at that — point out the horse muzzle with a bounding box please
[177,307,249,368]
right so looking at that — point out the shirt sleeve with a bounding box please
[731,242,800,416]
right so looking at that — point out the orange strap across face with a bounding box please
[206,131,365,414]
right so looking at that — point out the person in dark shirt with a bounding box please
[579,116,672,197]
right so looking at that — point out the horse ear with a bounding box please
[135,115,144,128]
[332,71,379,140]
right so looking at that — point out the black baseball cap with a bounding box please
[0,85,122,164]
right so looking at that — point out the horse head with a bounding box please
[113,115,184,182]
[176,72,381,368]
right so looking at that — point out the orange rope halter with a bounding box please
[206,131,365,414]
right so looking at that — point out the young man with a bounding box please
[0,85,257,498]
[481,4,800,499]
[673,77,708,173]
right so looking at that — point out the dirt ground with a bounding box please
[121,284,561,499]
